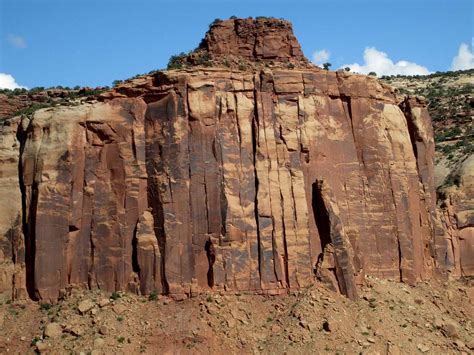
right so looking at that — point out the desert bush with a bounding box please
[196,52,211,67]
[322,62,331,70]
[167,52,187,70]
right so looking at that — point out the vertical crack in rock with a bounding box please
[145,98,170,295]
[387,166,403,282]
[312,183,331,252]
[279,189,290,288]
[132,222,140,274]
[17,119,38,300]
[205,239,215,287]
[251,87,263,284]
[313,180,358,299]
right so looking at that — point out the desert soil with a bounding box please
[0,277,472,354]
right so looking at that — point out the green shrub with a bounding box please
[196,52,212,67]
[110,291,121,300]
[256,16,273,21]
[209,18,222,28]
[148,290,158,301]
[39,303,52,311]
[167,52,187,70]
[14,102,53,117]
[31,336,41,346]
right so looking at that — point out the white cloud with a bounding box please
[6,34,27,49]
[312,49,330,66]
[450,42,474,71]
[0,73,27,89]
[341,47,430,76]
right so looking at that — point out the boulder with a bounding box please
[43,322,62,338]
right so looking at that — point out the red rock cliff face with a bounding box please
[0,18,446,301]
[203,18,306,63]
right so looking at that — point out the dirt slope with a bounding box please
[0,278,472,354]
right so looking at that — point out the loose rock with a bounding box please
[44,322,62,338]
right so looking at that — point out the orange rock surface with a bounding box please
[0,18,464,302]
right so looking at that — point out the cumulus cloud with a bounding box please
[450,42,474,71]
[0,73,27,89]
[312,49,330,66]
[341,47,430,76]
[7,34,27,49]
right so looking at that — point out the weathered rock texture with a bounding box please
[203,18,307,64]
[0,18,457,301]
[167,17,311,71]
[0,94,26,118]
[437,156,474,277]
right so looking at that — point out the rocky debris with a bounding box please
[417,343,430,352]
[442,321,460,338]
[77,300,95,314]
[2,278,471,353]
[386,343,401,355]
[93,337,105,348]
[98,298,110,308]
[112,304,127,314]
[43,322,62,338]
[36,341,49,352]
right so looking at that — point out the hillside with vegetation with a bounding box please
[381,69,473,187]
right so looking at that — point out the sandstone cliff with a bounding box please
[0,18,452,302]
[382,72,473,278]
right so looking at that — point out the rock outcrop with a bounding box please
[203,18,307,64]
[0,18,453,301]
[381,71,474,279]
[437,156,474,277]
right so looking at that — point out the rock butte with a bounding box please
[0,18,472,302]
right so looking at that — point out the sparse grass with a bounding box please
[39,303,52,311]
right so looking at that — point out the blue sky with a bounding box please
[0,0,472,88]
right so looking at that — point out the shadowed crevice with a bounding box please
[16,122,39,301]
